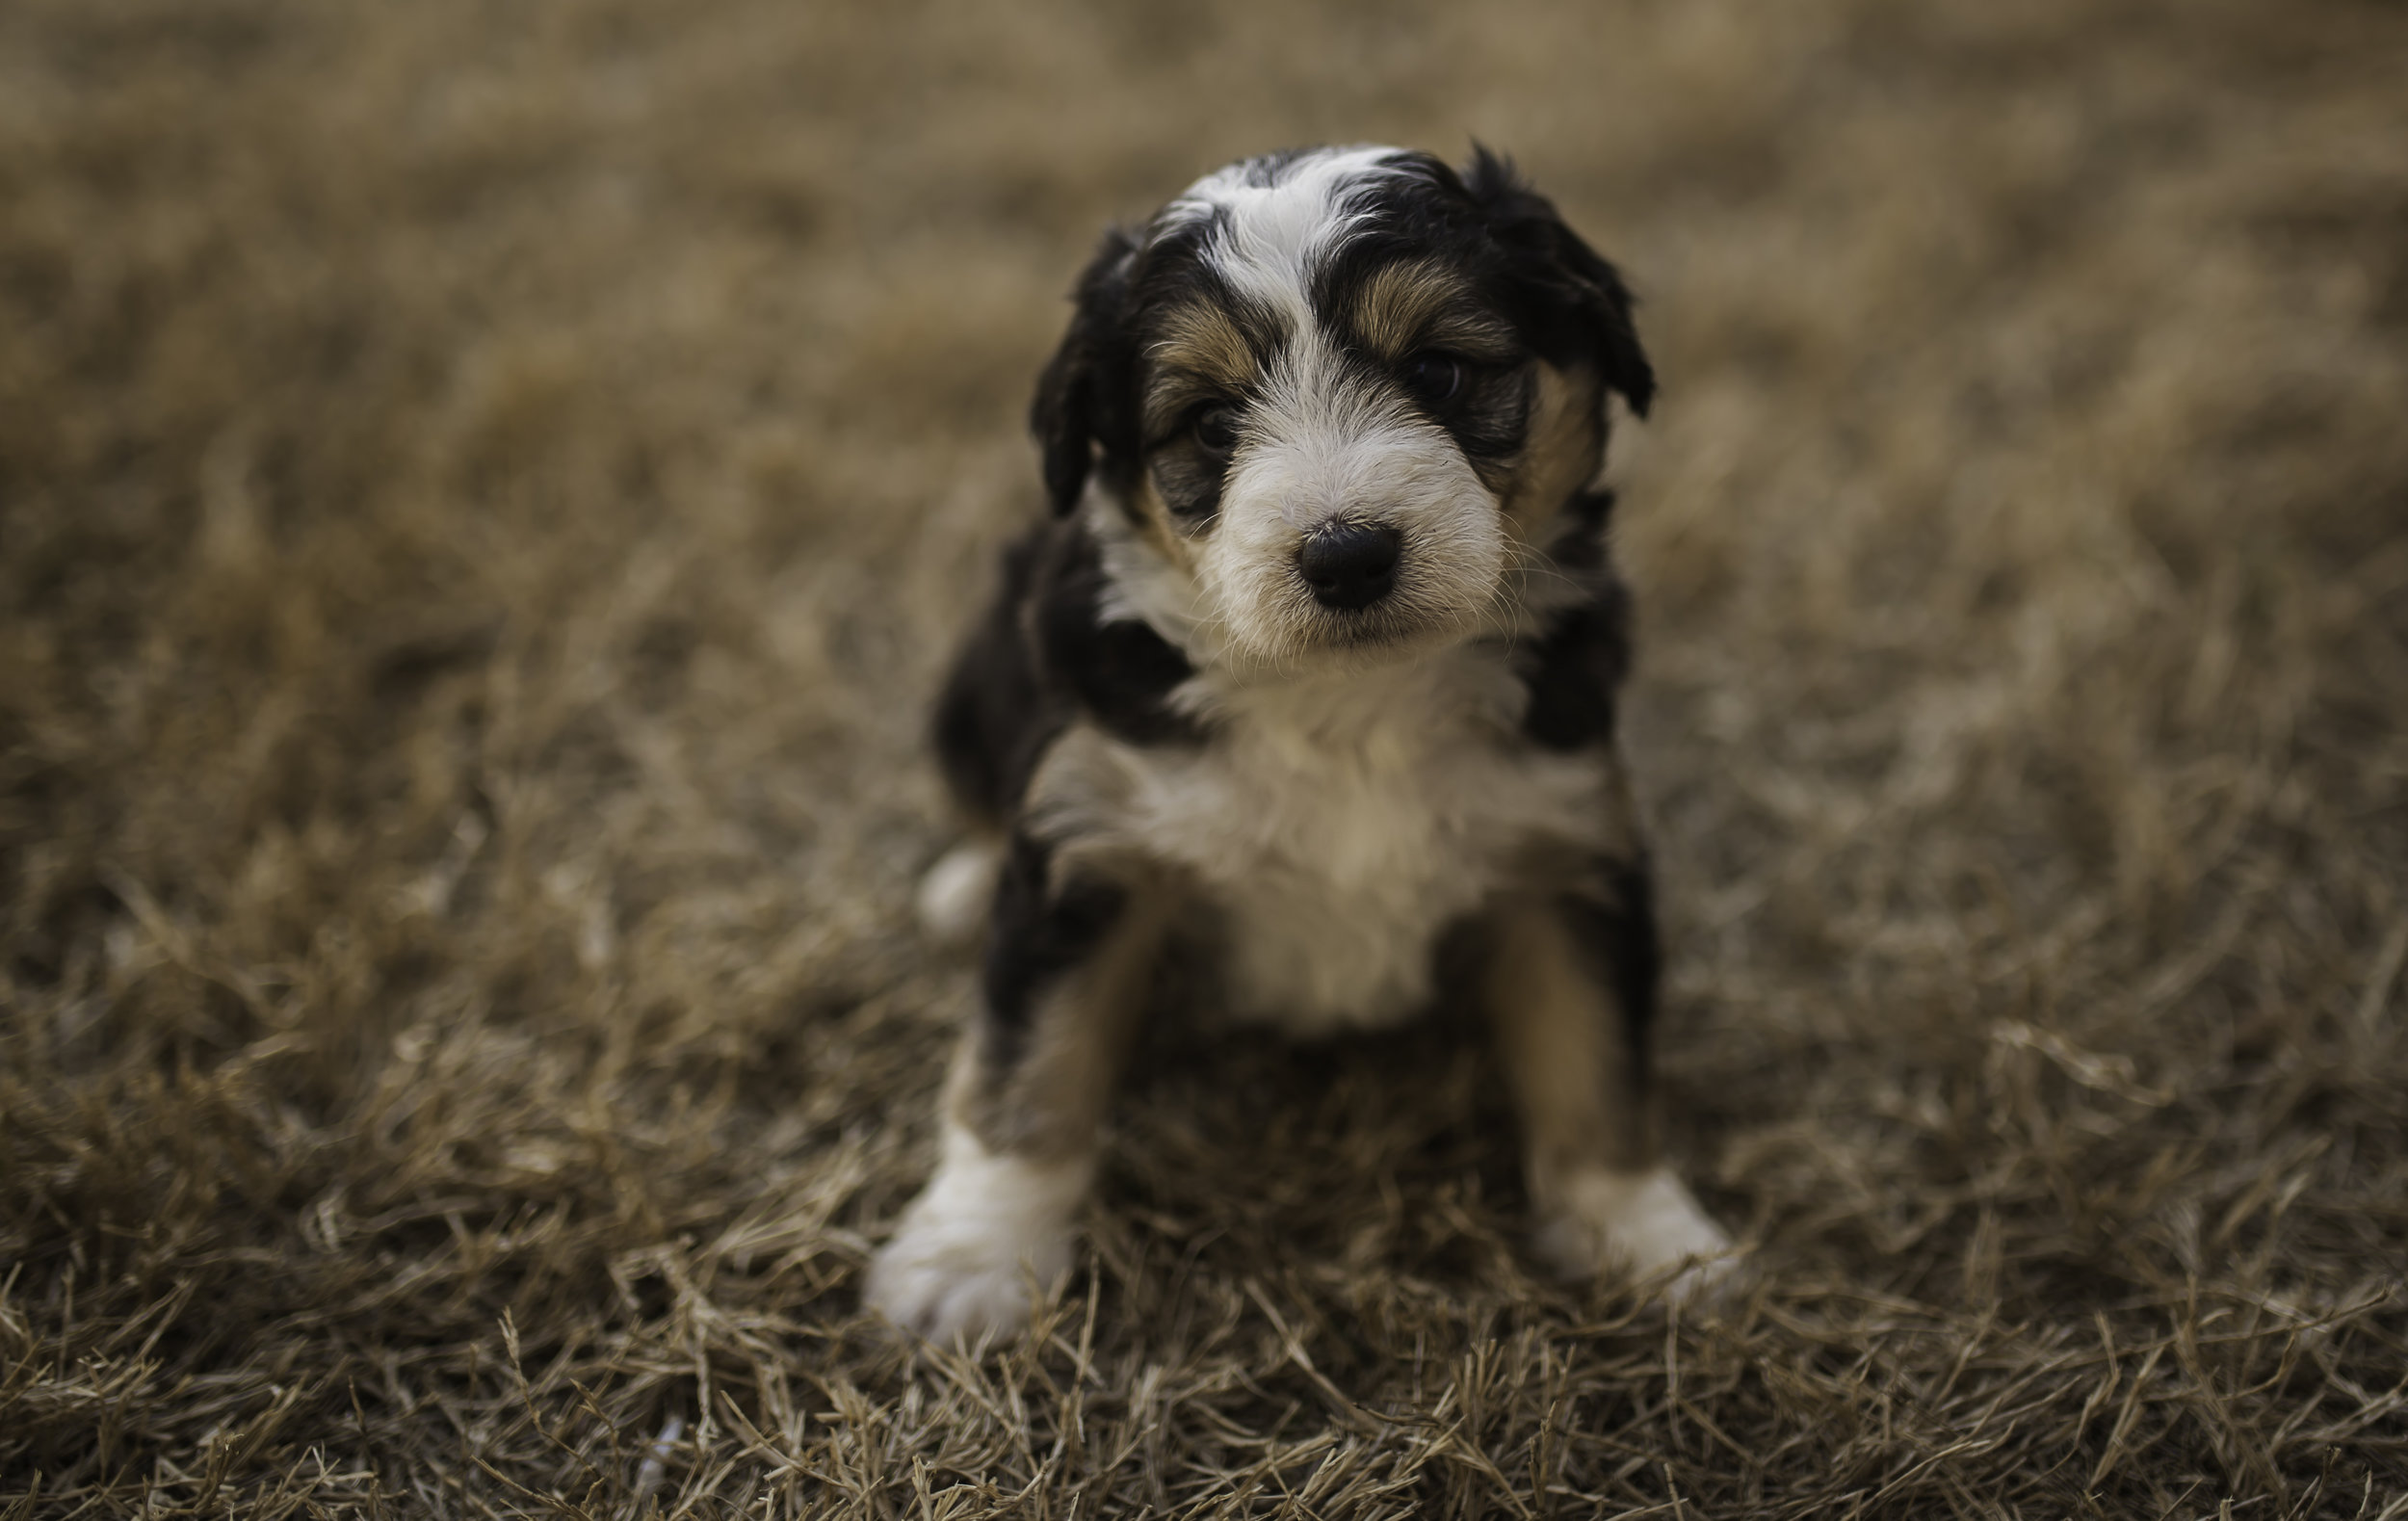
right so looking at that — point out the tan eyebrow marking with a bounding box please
[1350,259,1518,361]
[1142,301,1264,436]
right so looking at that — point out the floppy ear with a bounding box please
[1461,146,1655,419]
[1030,226,1139,515]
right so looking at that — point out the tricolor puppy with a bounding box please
[868,145,1733,1342]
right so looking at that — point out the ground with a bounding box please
[3,0,2406,1515]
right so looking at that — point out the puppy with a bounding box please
[868,145,1731,1342]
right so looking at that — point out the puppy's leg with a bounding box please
[1482,861,1733,1299]
[867,832,1164,1343]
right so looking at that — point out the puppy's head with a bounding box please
[1033,145,1653,669]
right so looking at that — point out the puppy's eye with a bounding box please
[1192,405,1240,455]
[1404,353,1464,406]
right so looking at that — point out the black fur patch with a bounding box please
[982,830,1129,1068]
[1547,489,1619,569]
[1517,581,1635,750]
[1031,227,1141,515]
[1033,521,1203,748]
[1314,147,1654,421]
[933,531,1060,827]
[931,517,1204,825]
[1455,147,1655,419]
[1558,854,1660,1086]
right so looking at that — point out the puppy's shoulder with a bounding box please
[933,517,1202,826]
[1026,518,1204,751]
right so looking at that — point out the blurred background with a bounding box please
[4,0,2404,1514]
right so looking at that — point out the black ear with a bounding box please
[1030,226,1139,515]
[1461,146,1655,419]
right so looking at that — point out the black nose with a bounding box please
[1297,523,1402,611]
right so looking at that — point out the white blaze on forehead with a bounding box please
[1164,145,1408,322]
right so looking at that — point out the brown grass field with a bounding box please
[5,0,2407,1514]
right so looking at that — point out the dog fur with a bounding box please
[867,145,1733,1342]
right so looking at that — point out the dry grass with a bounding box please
[4,0,2406,1514]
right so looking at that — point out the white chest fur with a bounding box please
[1106,649,1615,1036]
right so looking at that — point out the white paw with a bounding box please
[1533,1167,1739,1304]
[916,841,1002,944]
[863,1127,1088,1344]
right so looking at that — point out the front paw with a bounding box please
[1533,1167,1739,1303]
[864,1214,1070,1344]
[863,1131,1089,1344]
